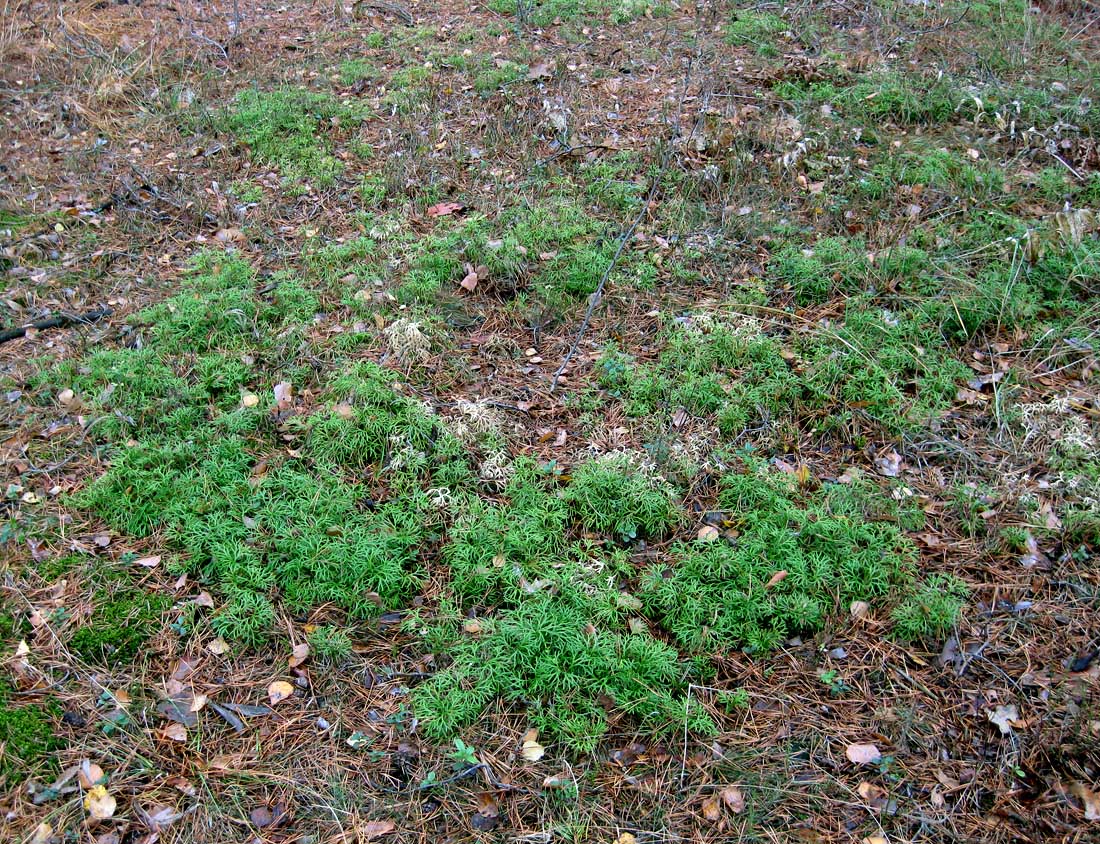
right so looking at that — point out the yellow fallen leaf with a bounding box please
[521,739,545,762]
[84,784,117,820]
[614,834,637,844]
[208,637,230,655]
[268,680,295,705]
[31,822,53,844]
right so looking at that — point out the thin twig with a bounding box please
[0,307,112,345]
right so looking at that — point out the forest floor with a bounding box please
[1,0,1099,842]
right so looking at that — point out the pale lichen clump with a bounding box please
[478,448,514,490]
[384,318,431,362]
[1018,395,1096,450]
[448,399,506,443]
[680,309,762,338]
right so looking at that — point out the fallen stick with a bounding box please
[0,307,112,345]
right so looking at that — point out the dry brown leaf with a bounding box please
[361,819,396,839]
[857,781,885,801]
[78,760,105,789]
[134,555,161,568]
[475,792,500,818]
[850,600,870,620]
[425,201,465,218]
[527,60,552,80]
[720,785,746,813]
[289,642,310,668]
[701,795,721,821]
[215,227,245,243]
[268,680,295,705]
[987,704,1022,735]
[162,722,187,742]
[459,270,478,292]
[697,525,720,542]
[30,822,53,844]
[142,803,184,830]
[874,450,903,477]
[765,570,788,588]
[1071,781,1100,821]
[84,785,117,820]
[845,743,882,765]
